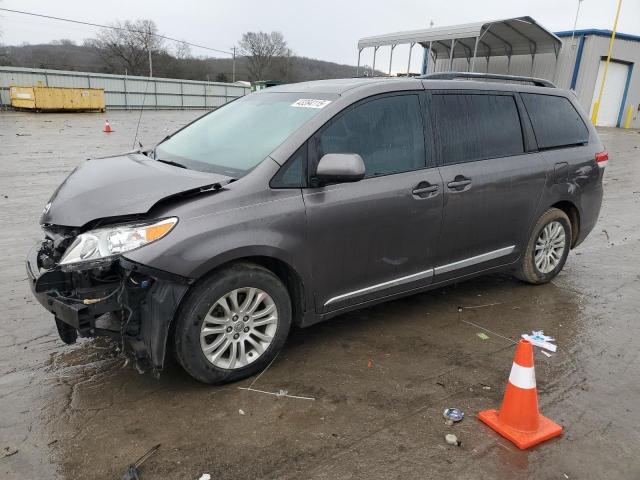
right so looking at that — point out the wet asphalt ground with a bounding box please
[1,110,639,480]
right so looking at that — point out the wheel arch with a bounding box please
[181,249,307,327]
[550,200,580,248]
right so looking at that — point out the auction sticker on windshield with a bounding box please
[291,99,332,108]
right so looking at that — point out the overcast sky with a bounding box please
[1,0,638,70]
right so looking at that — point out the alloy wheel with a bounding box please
[534,221,566,274]
[200,287,278,369]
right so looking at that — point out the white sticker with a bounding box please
[291,98,332,109]
[16,93,32,99]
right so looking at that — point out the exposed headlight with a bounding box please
[59,218,177,267]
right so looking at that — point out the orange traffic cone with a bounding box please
[103,120,113,133]
[478,339,562,449]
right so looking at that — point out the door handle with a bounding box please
[447,178,471,190]
[412,185,439,195]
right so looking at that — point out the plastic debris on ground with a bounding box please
[522,330,557,352]
[275,389,288,398]
[445,433,462,446]
[443,408,464,422]
[198,474,211,480]
[443,407,465,426]
[238,409,245,415]
[476,332,490,340]
[121,444,161,480]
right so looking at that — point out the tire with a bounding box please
[515,208,572,285]
[173,262,291,384]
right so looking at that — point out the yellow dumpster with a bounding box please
[9,86,105,112]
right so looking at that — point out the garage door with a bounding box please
[589,60,629,127]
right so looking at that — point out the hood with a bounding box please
[41,153,231,227]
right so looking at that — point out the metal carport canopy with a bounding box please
[357,16,562,74]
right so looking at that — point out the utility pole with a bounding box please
[571,0,584,48]
[148,25,153,77]
[592,0,623,125]
[232,46,236,83]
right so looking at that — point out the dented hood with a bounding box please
[41,153,231,227]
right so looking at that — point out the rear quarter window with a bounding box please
[431,93,524,165]
[521,93,589,149]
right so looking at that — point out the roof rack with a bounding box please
[419,72,556,88]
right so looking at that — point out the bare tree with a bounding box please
[238,31,287,80]
[88,19,164,76]
[174,40,191,60]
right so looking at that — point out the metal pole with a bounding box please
[530,54,535,76]
[232,46,236,83]
[507,56,511,74]
[471,36,479,72]
[592,0,623,125]
[427,41,433,74]
[123,74,128,110]
[552,48,560,83]
[388,44,395,76]
[571,0,584,43]
[356,48,362,77]
[372,46,379,76]
[449,39,455,71]
[407,42,414,75]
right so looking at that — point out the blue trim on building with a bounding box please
[570,35,586,90]
[555,29,640,43]
[617,63,634,127]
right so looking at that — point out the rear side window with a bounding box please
[521,94,589,149]
[431,94,524,165]
[317,94,426,178]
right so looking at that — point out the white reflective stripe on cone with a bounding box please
[508,363,536,389]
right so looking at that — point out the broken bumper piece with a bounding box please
[26,244,191,370]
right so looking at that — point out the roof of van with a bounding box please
[266,77,413,94]
[265,76,563,95]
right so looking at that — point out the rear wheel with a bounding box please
[173,263,291,384]
[515,208,572,285]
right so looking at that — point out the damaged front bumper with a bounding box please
[26,244,191,370]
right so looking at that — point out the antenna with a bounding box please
[132,75,151,150]
[132,31,153,150]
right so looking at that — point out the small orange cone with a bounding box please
[103,120,113,133]
[478,339,562,449]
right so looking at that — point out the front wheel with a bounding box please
[173,263,291,384]
[515,208,572,285]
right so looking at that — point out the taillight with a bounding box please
[595,150,608,168]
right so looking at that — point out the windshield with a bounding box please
[154,92,336,176]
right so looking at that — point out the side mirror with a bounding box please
[315,153,365,184]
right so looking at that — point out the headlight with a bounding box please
[59,217,177,267]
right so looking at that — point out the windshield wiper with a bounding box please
[156,158,188,169]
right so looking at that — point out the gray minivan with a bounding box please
[27,73,606,384]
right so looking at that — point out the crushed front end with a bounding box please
[27,223,190,372]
